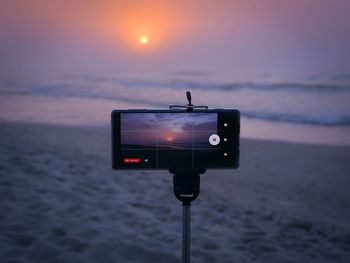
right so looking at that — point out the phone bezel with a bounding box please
[111,109,240,170]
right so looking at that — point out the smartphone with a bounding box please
[111,109,240,170]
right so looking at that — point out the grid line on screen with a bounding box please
[120,112,219,168]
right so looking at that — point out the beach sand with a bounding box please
[0,121,349,263]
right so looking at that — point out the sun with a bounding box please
[139,36,149,45]
[166,135,174,142]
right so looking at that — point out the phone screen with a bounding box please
[112,110,239,169]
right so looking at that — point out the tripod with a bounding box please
[169,91,208,263]
[170,168,205,263]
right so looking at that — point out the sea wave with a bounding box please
[242,111,350,126]
[2,76,350,126]
[67,74,350,93]
[118,79,350,93]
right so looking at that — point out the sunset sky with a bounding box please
[1,0,350,80]
[121,113,216,147]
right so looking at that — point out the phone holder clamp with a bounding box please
[169,91,208,112]
[170,168,205,206]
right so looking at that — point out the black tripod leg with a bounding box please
[171,170,203,263]
[182,203,191,263]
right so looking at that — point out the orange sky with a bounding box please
[1,0,350,77]
[0,1,227,50]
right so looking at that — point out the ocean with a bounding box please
[1,72,350,145]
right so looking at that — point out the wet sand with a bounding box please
[0,121,349,263]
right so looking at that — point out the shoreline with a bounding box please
[1,93,350,146]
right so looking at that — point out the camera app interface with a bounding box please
[119,112,236,168]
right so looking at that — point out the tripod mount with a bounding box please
[169,91,208,112]
[170,168,205,205]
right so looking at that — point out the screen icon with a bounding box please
[209,134,220,146]
[123,157,141,164]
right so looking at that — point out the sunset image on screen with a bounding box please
[120,113,218,167]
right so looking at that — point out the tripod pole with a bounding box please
[182,203,191,263]
[171,169,204,263]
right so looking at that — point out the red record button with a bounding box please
[123,157,141,164]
